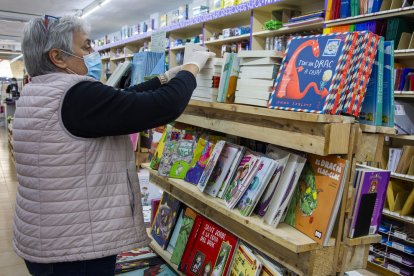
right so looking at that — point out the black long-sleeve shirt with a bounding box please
[61,71,196,138]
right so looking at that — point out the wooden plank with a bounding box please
[388,134,414,141]
[327,123,351,154]
[376,126,396,135]
[355,133,385,163]
[339,245,371,273]
[344,235,382,246]
[142,164,323,254]
[186,100,354,123]
[147,229,184,275]
[391,172,414,182]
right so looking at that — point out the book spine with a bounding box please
[375,38,384,126]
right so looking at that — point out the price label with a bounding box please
[394,231,407,240]
[390,253,403,263]
[388,264,400,274]
[392,243,405,252]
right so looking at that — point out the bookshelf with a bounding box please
[383,208,414,224]
[394,49,414,59]
[252,21,324,37]
[204,33,250,46]
[142,164,334,275]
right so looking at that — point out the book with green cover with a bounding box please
[170,207,198,265]
[150,125,171,170]
[382,41,394,127]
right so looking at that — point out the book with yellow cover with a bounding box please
[230,244,262,276]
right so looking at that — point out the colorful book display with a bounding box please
[285,154,348,245]
[268,32,380,116]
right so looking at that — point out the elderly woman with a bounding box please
[12,15,212,276]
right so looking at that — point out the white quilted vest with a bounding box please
[12,73,150,263]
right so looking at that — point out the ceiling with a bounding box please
[0,0,187,60]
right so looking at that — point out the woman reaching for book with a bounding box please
[12,15,213,276]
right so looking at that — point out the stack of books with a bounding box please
[235,50,281,107]
[269,32,381,115]
[192,58,223,102]
[285,10,325,27]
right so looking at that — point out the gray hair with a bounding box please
[22,15,90,77]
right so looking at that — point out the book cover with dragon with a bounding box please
[269,33,353,113]
[285,155,347,245]
[179,217,238,276]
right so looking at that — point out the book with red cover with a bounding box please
[150,198,161,226]
[179,216,238,276]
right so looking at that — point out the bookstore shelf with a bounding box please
[142,163,324,254]
[169,45,186,51]
[100,56,110,61]
[110,56,126,61]
[325,6,414,27]
[394,92,414,98]
[176,101,352,156]
[389,135,414,141]
[252,21,324,37]
[344,235,382,247]
[367,260,402,276]
[383,209,414,224]
[204,33,251,45]
[360,124,397,135]
[147,229,184,275]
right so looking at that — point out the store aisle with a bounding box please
[0,128,30,276]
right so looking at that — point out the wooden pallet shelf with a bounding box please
[325,6,414,27]
[110,56,126,61]
[391,172,414,182]
[388,134,414,141]
[142,163,335,275]
[344,235,382,247]
[204,34,250,45]
[253,21,323,37]
[101,56,110,61]
[359,124,396,135]
[176,100,353,156]
[147,229,184,275]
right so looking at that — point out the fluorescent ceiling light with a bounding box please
[81,0,112,18]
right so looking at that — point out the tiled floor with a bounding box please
[0,127,30,276]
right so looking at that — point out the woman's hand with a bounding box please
[183,51,216,76]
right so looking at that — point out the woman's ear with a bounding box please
[48,49,67,69]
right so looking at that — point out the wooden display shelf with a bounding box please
[176,100,353,155]
[204,34,250,45]
[110,56,126,61]
[360,124,396,135]
[170,45,185,51]
[394,92,414,98]
[253,21,324,37]
[101,56,110,61]
[367,261,400,276]
[394,49,414,59]
[388,134,414,141]
[383,209,414,224]
[147,229,184,275]
[344,235,382,247]
[142,164,336,276]
[325,6,414,27]
[142,163,323,254]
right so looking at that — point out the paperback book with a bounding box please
[185,137,215,185]
[197,141,226,192]
[230,244,263,276]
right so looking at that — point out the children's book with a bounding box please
[185,137,215,185]
[348,165,391,238]
[359,37,384,126]
[179,217,238,276]
[223,150,261,209]
[158,130,184,176]
[119,263,177,276]
[237,156,277,217]
[169,137,196,179]
[269,33,355,114]
[198,141,226,192]
[255,145,290,217]
[150,192,182,249]
[217,146,246,198]
[255,253,284,276]
[204,143,241,197]
[230,243,263,276]
[170,208,198,265]
[150,125,171,170]
[166,209,184,254]
[263,152,306,227]
[285,155,348,245]
[382,41,394,127]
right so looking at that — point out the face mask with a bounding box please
[61,50,102,80]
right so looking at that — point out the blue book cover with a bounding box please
[360,37,384,126]
[382,41,394,127]
[371,0,383,13]
[340,0,351,18]
[131,52,165,85]
[269,33,350,113]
